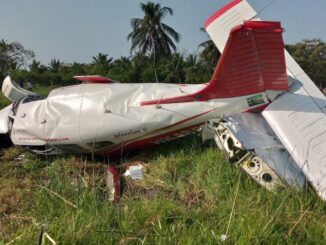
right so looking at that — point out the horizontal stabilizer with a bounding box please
[1,76,36,102]
[205,0,257,52]
[73,75,116,84]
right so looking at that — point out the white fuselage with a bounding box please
[10,82,269,154]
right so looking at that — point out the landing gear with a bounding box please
[208,120,284,191]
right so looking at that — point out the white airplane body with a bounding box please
[8,80,269,155]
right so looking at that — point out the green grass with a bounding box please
[1,136,326,244]
[0,92,11,108]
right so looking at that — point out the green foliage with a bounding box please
[198,28,221,71]
[3,29,322,89]
[90,53,113,76]
[48,59,63,73]
[128,1,181,82]
[5,38,325,88]
[0,92,11,108]
[128,2,181,56]
[0,39,34,80]
[286,39,326,90]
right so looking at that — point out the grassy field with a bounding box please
[1,136,326,244]
[1,90,326,244]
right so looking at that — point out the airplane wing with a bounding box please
[263,82,326,199]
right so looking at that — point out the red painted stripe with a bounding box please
[101,124,203,156]
[204,0,242,28]
[73,75,114,84]
[98,110,214,155]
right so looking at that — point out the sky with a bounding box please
[1,0,325,65]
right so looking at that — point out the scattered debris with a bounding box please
[220,234,228,242]
[106,166,121,203]
[14,154,25,161]
[123,164,144,180]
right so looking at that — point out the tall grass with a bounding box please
[0,136,325,244]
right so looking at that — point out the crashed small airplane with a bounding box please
[0,0,325,200]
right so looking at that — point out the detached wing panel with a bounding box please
[263,83,326,199]
[2,76,36,102]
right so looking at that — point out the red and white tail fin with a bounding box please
[142,20,288,105]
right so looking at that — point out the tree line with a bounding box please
[0,2,325,90]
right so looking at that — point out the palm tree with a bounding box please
[48,59,63,73]
[29,59,46,73]
[198,28,220,69]
[128,1,181,83]
[91,53,113,76]
[92,53,113,67]
[161,52,185,83]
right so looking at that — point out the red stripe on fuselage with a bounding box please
[98,110,214,156]
[100,124,203,156]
